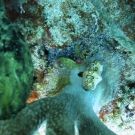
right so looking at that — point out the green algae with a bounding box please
[59,57,78,70]
[0,3,33,119]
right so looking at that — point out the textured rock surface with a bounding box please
[3,0,135,51]
[0,0,33,119]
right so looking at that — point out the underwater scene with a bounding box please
[0,0,135,134]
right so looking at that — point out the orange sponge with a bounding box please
[26,91,39,104]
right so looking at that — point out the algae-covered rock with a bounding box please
[0,1,33,119]
[59,57,78,70]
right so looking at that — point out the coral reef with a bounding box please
[0,0,135,134]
